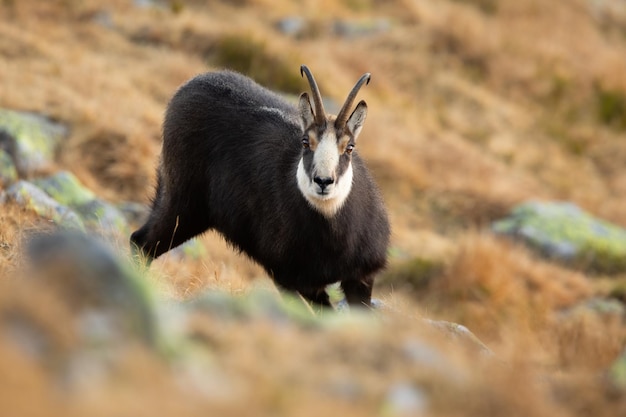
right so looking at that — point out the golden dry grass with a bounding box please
[1,0,626,415]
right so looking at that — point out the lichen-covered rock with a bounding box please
[492,201,626,274]
[561,297,626,320]
[33,171,129,236]
[275,17,307,37]
[25,231,157,346]
[333,18,392,38]
[609,348,626,391]
[0,108,68,175]
[6,180,85,230]
[5,174,130,237]
[75,199,130,236]
[33,171,95,207]
[117,201,148,225]
[185,286,319,328]
[172,238,207,260]
[381,383,428,416]
[0,148,18,187]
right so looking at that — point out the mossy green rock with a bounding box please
[75,199,130,235]
[0,148,18,186]
[33,171,129,236]
[609,349,626,391]
[186,287,320,328]
[0,108,67,174]
[26,231,157,346]
[493,201,626,274]
[6,180,85,230]
[33,171,95,206]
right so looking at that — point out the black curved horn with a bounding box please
[335,73,371,129]
[300,65,326,126]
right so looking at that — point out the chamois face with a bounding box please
[296,95,367,218]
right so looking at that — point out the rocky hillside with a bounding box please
[1,0,626,416]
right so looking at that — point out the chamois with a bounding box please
[131,65,390,308]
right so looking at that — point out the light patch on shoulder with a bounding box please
[259,106,296,124]
[297,159,353,218]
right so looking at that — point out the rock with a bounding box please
[0,108,68,175]
[185,289,249,321]
[133,0,163,8]
[382,383,428,416]
[560,297,626,320]
[33,171,95,206]
[92,11,114,29]
[25,231,157,346]
[117,201,149,225]
[172,238,207,260]
[0,148,18,187]
[333,18,391,38]
[33,171,129,236]
[584,297,626,316]
[186,286,319,328]
[5,174,130,236]
[6,180,85,230]
[492,201,626,274]
[74,199,130,236]
[608,348,626,391]
[275,17,307,37]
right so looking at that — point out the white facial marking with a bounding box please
[312,131,340,181]
[297,131,354,218]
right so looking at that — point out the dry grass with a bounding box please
[1,0,626,415]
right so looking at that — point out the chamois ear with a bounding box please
[346,100,368,140]
[298,92,315,130]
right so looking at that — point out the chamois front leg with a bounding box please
[341,275,374,308]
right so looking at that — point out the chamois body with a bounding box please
[131,68,390,307]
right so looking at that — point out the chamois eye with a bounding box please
[345,144,355,154]
[302,138,310,149]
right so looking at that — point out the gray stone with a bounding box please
[33,171,129,236]
[609,348,626,391]
[26,231,157,346]
[383,383,428,416]
[75,199,130,236]
[0,148,18,187]
[33,171,95,206]
[0,108,68,175]
[492,201,626,274]
[275,17,307,37]
[560,297,626,320]
[6,180,85,230]
[117,201,149,225]
[333,18,391,38]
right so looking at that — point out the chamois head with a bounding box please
[296,65,370,218]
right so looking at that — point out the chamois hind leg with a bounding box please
[130,184,210,261]
[341,275,374,308]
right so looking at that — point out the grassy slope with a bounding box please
[1,0,626,415]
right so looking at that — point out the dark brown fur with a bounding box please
[131,70,390,308]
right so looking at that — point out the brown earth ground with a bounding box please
[1,0,626,415]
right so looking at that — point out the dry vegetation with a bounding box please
[1,0,626,415]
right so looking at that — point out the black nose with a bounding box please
[314,176,334,190]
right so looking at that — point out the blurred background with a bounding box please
[0,0,625,416]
